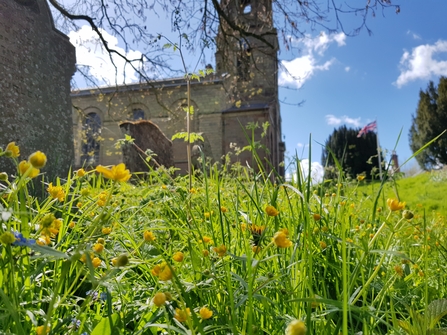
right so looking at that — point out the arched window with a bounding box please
[241,0,251,14]
[81,112,101,166]
[132,109,145,120]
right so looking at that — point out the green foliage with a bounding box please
[171,132,204,143]
[409,77,447,170]
[322,125,381,179]
[1,141,447,335]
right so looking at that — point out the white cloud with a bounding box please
[69,25,142,86]
[325,114,361,127]
[407,30,421,40]
[298,159,324,184]
[395,40,447,88]
[279,32,346,89]
[344,66,350,72]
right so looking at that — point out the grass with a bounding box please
[1,144,447,335]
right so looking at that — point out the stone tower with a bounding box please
[215,0,284,175]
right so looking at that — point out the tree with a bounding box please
[322,125,381,179]
[409,77,447,170]
[48,0,401,87]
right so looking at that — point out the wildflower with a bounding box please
[100,292,108,301]
[213,244,227,257]
[204,212,210,219]
[29,151,47,169]
[0,172,7,181]
[387,198,405,211]
[143,230,156,242]
[202,236,212,244]
[199,306,213,320]
[102,227,112,234]
[76,168,86,177]
[36,325,50,335]
[189,188,197,194]
[111,258,118,266]
[71,318,81,329]
[313,227,320,234]
[220,206,227,213]
[402,210,414,220]
[173,251,184,262]
[394,265,404,278]
[96,163,131,182]
[313,213,321,221]
[161,184,167,190]
[286,319,306,335]
[252,245,261,254]
[68,221,75,229]
[47,183,65,202]
[319,241,327,249]
[12,231,35,247]
[36,235,51,246]
[18,160,40,178]
[174,308,191,322]
[249,224,265,246]
[152,262,173,281]
[5,142,20,157]
[265,205,279,217]
[202,249,209,257]
[356,175,365,181]
[0,231,15,245]
[273,230,292,248]
[97,237,105,244]
[152,292,167,307]
[93,243,104,253]
[115,254,129,267]
[80,188,90,196]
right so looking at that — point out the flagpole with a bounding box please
[375,119,383,181]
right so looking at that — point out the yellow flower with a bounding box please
[220,206,227,213]
[0,231,15,245]
[36,325,50,335]
[202,236,212,244]
[152,262,173,281]
[93,243,104,253]
[68,221,75,229]
[96,163,131,182]
[47,183,65,202]
[97,237,105,244]
[199,306,213,320]
[313,213,321,221]
[152,292,167,307]
[202,249,209,257]
[102,227,112,234]
[29,151,47,169]
[143,230,156,242]
[286,319,306,335]
[174,308,191,322]
[37,235,51,246]
[387,198,405,211]
[5,142,20,157]
[265,205,279,217]
[273,230,292,248]
[356,175,365,181]
[92,257,102,268]
[319,241,327,249]
[213,244,227,257]
[173,251,184,262]
[204,212,210,219]
[76,168,86,177]
[18,160,39,178]
[80,188,90,196]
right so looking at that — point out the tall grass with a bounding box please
[0,141,447,335]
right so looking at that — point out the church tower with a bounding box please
[215,0,284,176]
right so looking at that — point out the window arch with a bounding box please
[81,112,101,166]
[132,108,145,120]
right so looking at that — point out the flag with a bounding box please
[357,121,377,138]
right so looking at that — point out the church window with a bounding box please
[81,112,101,166]
[241,0,252,14]
[132,109,145,120]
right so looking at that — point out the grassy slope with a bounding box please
[358,170,447,218]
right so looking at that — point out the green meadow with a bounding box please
[1,142,447,335]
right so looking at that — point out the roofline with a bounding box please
[71,76,223,97]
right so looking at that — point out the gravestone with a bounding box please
[0,0,76,179]
[120,120,174,172]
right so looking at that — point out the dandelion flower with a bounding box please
[204,212,210,219]
[174,308,191,322]
[202,236,212,244]
[387,198,405,211]
[93,243,104,253]
[152,262,173,281]
[96,163,131,182]
[213,244,227,257]
[5,142,20,157]
[76,168,86,177]
[29,151,47,169]
[356,175,365,181]
[220,206,227,213]
[92,257,101,268]
[285,319,306,335]
[47,183,65,202]
[102,227,112,234]
[265,205,279,217]
[173,251,184,262]
[199,306,213,320]
[36,325,50,335]
[18,160,39,178]
[273,230,292,248]
[153,292,166,307]
[143,230,156,242]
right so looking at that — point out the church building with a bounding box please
[71,0,285,175]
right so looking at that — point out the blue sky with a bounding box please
[65,1,447,179]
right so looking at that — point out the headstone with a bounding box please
[120,120,174,172]
[0,0,76,179]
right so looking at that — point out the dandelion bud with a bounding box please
[152,292,167,307]
[115,253,129,267]
[402,210,414,220]
[0,172,8,181]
